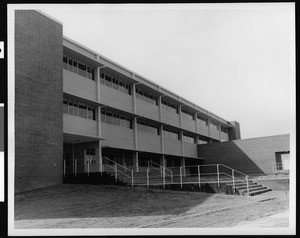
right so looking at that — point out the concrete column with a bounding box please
[180,131,184,156]
[218,122,222,141]
[195,112,198,133]
[208,117,211,142]
[95,67,101,102]
[98,140,103,172]
[196,135,199,145]
[181,157,186,177]
[133,117,138,150]
[158,96,163,122]
[133,151,139,172]
[132,82,137,114]
[160,125,164,154]
[179,105,183,128]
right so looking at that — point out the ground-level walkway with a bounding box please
[234,210,289,227]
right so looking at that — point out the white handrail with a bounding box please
[101,156,131,172]
[150,160,173,177]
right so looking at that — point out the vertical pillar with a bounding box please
[72,144,75,174]
[180,131,184,157]
[195,112,198,133]
[158,96,163,122]
[218,121,222,141]
[181,157,186,177]
[133,151,139,172]
[208,117,211,142]
[179,104,183,128]
[132,82,137,114]
[160,125,164,154]
[96,66,103,173]
[133,117,138,151]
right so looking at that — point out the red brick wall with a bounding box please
[15,10,63,192]
[198,134,289,174]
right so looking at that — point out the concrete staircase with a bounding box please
[226,180,272,196]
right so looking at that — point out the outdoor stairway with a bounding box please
[225,180,272,196]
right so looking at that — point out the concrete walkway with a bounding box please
[235,210,289,227]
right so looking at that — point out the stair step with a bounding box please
[246,188,272,196]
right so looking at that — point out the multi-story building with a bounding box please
[14,10,240,192]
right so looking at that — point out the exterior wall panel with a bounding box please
[15,10,63,192]
[63,114,98,137]
[162,109,180,127]
[164,139,182,156]
[137,132,161,153]
[63,70,97,102]
[198,134,290,174]
[182,118,196,132]
[101,124,134,150]
[183,142,198,158]
[136,99,159,121]
[100,85,133,113]
[197,124,209,137]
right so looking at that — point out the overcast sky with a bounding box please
[33,3,293,139]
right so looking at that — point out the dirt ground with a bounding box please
[14,184,289,229]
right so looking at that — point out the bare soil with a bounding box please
[14,184,289,229]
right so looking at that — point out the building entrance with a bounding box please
[84,148,97,173]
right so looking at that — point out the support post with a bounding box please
[232,169,235,192]
[63,160,66,178]
[180,166,183,188]
[198,165,201,188]
[147,169,149,188]
[131,170,134,187]
[217,164,220,187]
[171,171,173,184]
[115,163,117,182]
[87,159,89,176]
[246,175,249,195]
[75,159,77,177]
[163,167,165,189]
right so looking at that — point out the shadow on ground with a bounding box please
[15,184,213,220]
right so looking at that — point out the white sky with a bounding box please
[36,3,293,139]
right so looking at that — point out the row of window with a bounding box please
[137,120,159,135]
[100,72,131,95]
[163,127,180,140]
[63,98,96,120]
[210,121,219,130]
[161,100,178,114]
[135,88,158,105]
[101,110,132,129]
[63,55,94,80]
[183,134,196,144]
[197,116,209,126]
[181,108,194,120]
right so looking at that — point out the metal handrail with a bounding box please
[150,160,173,176]
[101,156,131,172]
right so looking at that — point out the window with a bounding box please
[182,109,194,120]
[63,55,94,80]
[137,120,159,135]
[221,126,228,133]
[275,152,290,171]
[162,100,178,114]
[210,121,219,130]
[63,98,96,121]
[101,110,132,129]
[183,134,196,144]
[163,127,179,140]
[136,88,158,105]
[197,116,208,126]
[100,72,131,95]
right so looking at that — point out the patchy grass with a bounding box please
[14,184,289,228]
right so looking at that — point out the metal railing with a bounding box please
[63,159,252,195]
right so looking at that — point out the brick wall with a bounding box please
[15,10,63,192]
[198,134,289,174]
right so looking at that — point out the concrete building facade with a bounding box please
[15,10,241,192]
[198,134,290,175]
